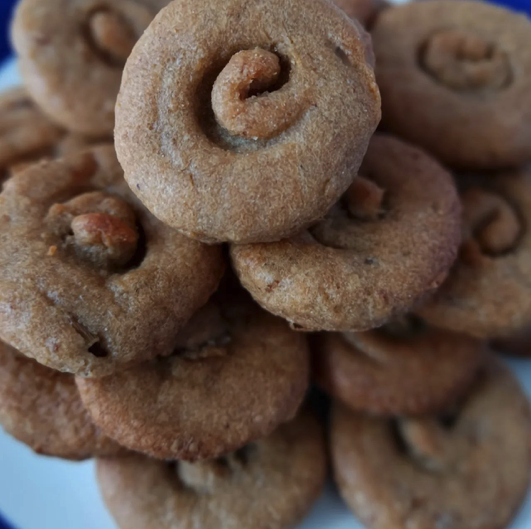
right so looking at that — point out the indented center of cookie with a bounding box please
[461,188,522,261]
[87,9,138,65]
[211,48,300,139]
[177,445,255,492]
[420,29,512,91]
[396,418,450,472]
[344,176,386,221]
[172,303,231,360]
[46,191,139,269]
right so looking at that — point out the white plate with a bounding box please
[1,55,531,529]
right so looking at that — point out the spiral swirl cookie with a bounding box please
[314,318,485,415]
[372,0,531,169]
[76,299,309,461]
[331,358,531,529]
[12,0,169,137]
[0,88,109,182]
[232,135,461,332]
[0,88,63,182]
[419,169,531,339]
[0,146,224,377]
[115,0,381,244]
[97,411,325,529]
[0,341,122,460]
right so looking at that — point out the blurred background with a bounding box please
[0,0,530,64]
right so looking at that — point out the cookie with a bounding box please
[419,168,531,338]
[97,411,326,529]
[331,357,531,529]
[12,0,169,137]
[115,0,380,243]
[0,146,224,377]
[492,327,531,357]
[372,0,531,169]
[0,87,63,181]
[0,340,122,460]
[0,88,110,183]
[231,135,461,332]
[331,0,389,27]
[76,299,309,461]
[314,317,485,415]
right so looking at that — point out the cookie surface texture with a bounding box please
[115,0,381,243]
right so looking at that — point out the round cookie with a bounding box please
[97,411,326,529]
[231,135,461,332]
[0,88,109,183]
[314,318,485,415]
[331,0,389,27]
[331,357,531,529]
[372,0,531,169]
[115,0,381,243]
[12,0,170,137]
[0,146,225,377]
[0,340,122,460]
[419,168,531,338]
[76,299,309,461]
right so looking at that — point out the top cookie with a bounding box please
[12,0,169,137]
[0,146,224,377]
[372,0,531,169]
[115,0,380,243]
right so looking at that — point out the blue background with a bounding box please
[0,0,529,61]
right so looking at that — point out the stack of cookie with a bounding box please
[1,0,531,528]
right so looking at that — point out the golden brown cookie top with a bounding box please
[77,298,309,460]
[0,340,122,460]
[232,135,461,331]
[372,0,531,169]
[0,146,225,377]
[115,0,380,243]
[12,0,169,137]
[314,318,485,415]
[97,411,326,529]
[419,168,531,338]
[331,357,531,529]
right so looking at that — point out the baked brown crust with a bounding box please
[12,0,169,136]
[419,168,531,338]
[232,135,461,331]
[372,0,531,169]
[0,340,122,460]
[115,0,380,243]
[314,321,485,415]
[77,300,309,460]
[97,411,326,529]
[0,146,225,377]
[331,358,531,529]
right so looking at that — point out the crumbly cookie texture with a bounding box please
[77,299,309,461]
[97,411,326,529]
[115,0,380,243]
[419,168,531,339]
[314,318,485,415]
[372,0,531,169]
[232,135,461,332]
[0,340,123,460]
[331,358,531,529]
[0,145,225,377]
